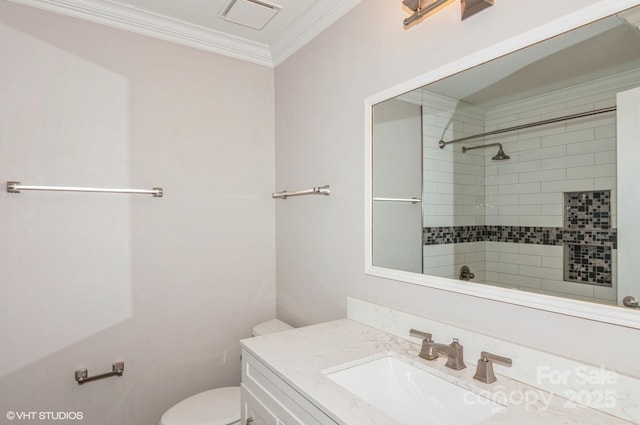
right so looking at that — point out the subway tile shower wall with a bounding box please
[419,70,636,303]
[421,194,617,287]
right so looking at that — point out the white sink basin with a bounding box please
[324,353,506,425]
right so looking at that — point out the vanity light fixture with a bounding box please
[403,0,449,26]
[403,0,493,27]
[461,0,494,20]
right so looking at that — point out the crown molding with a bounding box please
[7,0,361,68]
[270,0,361,67]
[7,0,273,66]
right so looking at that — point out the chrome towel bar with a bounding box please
[75,362,124,385]
[6,181,163,197]
[272,185,330,199]
[373,197,421,204]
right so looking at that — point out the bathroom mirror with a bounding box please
[365,1,640,328]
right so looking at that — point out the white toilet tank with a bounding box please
[159,319,292,425]
[252,318,293,336]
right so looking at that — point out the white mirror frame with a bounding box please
[364,0,640,330]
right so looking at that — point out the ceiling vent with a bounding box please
[221,0,282,30]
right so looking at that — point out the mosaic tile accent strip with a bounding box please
[564,190,611,230]
[422,226,484,245]
[564,245,612,287]
[422,225,615,248]
[485,226,564,245]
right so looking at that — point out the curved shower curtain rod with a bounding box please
[438,106,617,149]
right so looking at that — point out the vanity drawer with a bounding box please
[241,384,277,425]
[242,351,336,425]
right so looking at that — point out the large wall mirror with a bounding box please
[366,2,640,328]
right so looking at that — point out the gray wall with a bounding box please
[0,3,276,424]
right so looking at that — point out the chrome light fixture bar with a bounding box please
[403,0,494,27]
[403,0,449,27]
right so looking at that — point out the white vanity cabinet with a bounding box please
[240,350,338,425]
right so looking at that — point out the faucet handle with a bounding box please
[473,351,512,384]
[481,351,512,366]
[410,329,438,361]
[409,329,433,341]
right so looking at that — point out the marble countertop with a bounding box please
[240,319,634,425]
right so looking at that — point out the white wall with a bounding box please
[372,98,422,273]
[275,0,640,378]
[0,3,276,424]
[617,86,640,307]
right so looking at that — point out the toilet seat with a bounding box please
[160,387,240,425]
[159,320,292,425]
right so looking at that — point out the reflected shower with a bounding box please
[462,143,510,160]
[437,106,616,153]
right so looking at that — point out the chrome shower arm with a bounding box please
[461,142,503,153]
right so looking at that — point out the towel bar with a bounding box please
[7,181,163,197]
[272,185,330,199]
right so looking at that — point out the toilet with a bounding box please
[159,319,293,425]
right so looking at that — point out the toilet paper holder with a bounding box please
[75,362,124,385]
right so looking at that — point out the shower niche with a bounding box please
[563,190,615,287]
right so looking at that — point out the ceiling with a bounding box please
[7,0,362,67]
[423,6,640,108]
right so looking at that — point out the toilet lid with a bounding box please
[160,387,240,425]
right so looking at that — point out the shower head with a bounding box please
[462,142,510,161]
[492,146,510,161]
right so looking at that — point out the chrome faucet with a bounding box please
[409,329,466,370]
